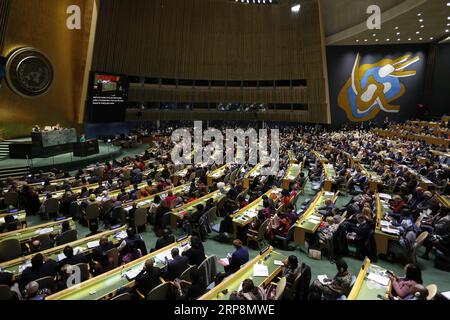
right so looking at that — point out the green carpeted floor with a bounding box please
[25,171,450,294]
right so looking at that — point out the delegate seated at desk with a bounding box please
[163,247,189,281]
[224,239,249,274]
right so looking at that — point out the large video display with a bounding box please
[88,72,129,122]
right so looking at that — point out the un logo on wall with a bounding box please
[5,47,53,97]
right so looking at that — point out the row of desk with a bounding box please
[46,236,193,300]
[294,190,338,246]
[0,226,127,280]
[0,218,76,244]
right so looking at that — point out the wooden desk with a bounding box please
[282,163,302,190]
[0,218,76,243]
[122,184,190,212]
[436,193,450,209]
[232,188,282,237]
[358,164,382,192]
[206,164,230,187]
[294,191,338,246]
[348,258,392,300]
[172,168,190,186]
[46,236,192,300]
[243,162,265,189]
[0,210,27,229]
[374,194,399,256]
[76,180,154,205]
[171,187,230,229]
[313,151,335,191]
[0,226,126,280]
[288,150,298,164]
[198,247,285,300]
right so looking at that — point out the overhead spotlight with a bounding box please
[397,38,401,41]
[396,32,400,35]
[386,38,390,41]
[375,39,379,42]
[372,33,376,37]
[416,31,420,34]
[447,2,450,6]
[364,39,368,42]
[395,26,399,30]
[446,29,450,33]
[291,4,301,13]
[419,19,424,23]
[419,37,423,40]
[417,13,421,16]
[420,25,424,28]
[356,39,359,42]
[430,36,434,40]
[408,38,411,41]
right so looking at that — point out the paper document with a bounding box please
[218,258,230,267]
[125,268,142,281]
[87,240,100,249]
[379,193,392,200]
[37,227,54,235]
[57,253,66,262]
[317,275,329,285]
[253,263,269,277]
[381,227,400,235]
[367,272,390,286]
[19,262,32,273]
[273,260,284,266]
[441,291,450,300]
[155,251,173,264]
[114,231,127,240]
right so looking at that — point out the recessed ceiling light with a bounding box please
[364,39,368,42]
[375,39,379,42]
[395,26,399,30]
[408,38,411,41]
[419,19,424,22]
[447,2,450,6]
[416,31,420,34]
[386,38,390,41]
[417,13,421,16]
[447,23,450,26]
[430,37,434,40]
[356,39,359,42]
[420,25,424,28]
[372,33,376,37]
[446,29,450,33]
[397,38,401,41]
[419,37,423,40]
[448,17,450,20]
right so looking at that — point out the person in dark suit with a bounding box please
[182,236,206,266]
[153,229,175,251]
[225,239,249,274]
[20,253,57,289]
[164,247,189,281]
[318,199,335,218]
[134,259,162,297]
[57,246,88,274]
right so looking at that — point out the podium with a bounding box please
[73,139,100,157]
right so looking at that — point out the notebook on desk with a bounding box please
[253,263,269,277]
[125,268,142,281]
[87,240,100,249]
